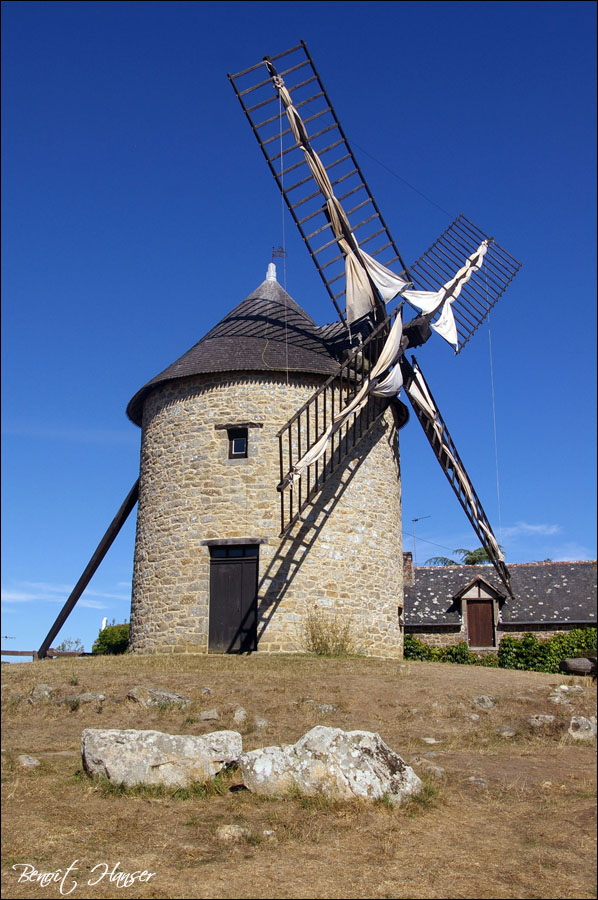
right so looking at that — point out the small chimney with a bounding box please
[403,551,414,586]
[266,262,277,283]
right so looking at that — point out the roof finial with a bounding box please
[266,262,277,283]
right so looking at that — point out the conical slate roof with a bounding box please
[127,274,341,426]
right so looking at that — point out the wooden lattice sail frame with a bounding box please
[228,41,521,350]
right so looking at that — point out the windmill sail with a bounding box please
[406,215,521,353]
[229,42,521,349]
[403,240,490,350]
[231,42,519,579]
[401,357,513,599]
[228,42,410,329]
[262,56,409,325]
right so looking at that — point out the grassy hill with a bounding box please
[2,654,596,899]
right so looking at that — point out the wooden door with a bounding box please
[467,598,495,648]
[209,546,258,652]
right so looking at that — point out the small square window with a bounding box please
[228,427,248,459]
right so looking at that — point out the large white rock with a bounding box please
[568,716,597,741]
[238,726,422,805]
[81,728,242,788]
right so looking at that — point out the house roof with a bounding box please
[452,574,504,602]
[127,275,342,426]
[404,561,597,627]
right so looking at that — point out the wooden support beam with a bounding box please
[37,479,139,660]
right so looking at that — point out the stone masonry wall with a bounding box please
[129,372,403,658]
[405,628,464,649]
[496,626,586,642]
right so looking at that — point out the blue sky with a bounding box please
[2,1,596,656]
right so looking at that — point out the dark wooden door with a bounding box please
[467,598,495,647]
[209,546,258,652]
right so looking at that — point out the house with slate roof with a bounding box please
[403,554,597,650]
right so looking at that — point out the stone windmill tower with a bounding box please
[121,41,521,660]
[126,265,405,657]
[34,42,520,662]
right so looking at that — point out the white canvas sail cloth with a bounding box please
[272,74,409,323]
[402,241,490,349]
[270,66,494,338]
[370,363,404,398]
[288,314,403,487]
[405,362,504,562]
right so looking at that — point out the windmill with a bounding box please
[228,41,520,597]
[32,41,520,661]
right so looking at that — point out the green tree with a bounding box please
[424,547,502,566]
[92,623,129,655]
[424,555,462,566]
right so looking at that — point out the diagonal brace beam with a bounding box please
[37,479,139,659]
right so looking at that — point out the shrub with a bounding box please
[404,629,597,673]
[91,623,130,655]
[404,636,492,665]
[440,642,476,665]
[303,609,356,657]
[474,652,499,667]
[405,637,465,664]
[403,635,434,661]
[498,628,597,673]
[55,638,85,653]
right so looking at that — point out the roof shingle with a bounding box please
[127,277,341,425]
[404,561,597,626]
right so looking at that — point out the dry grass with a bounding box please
[302,608,357,656]
[1,654,596,899]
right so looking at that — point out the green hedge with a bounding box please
[404,628,597,673]
[497,628,597,673]
[91,623,130,655]
[403,636,498,666]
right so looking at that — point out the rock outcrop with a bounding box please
[126,687,190,709]
[567,716,597,741]
[238,726,421,805]
[81,728,241,787]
